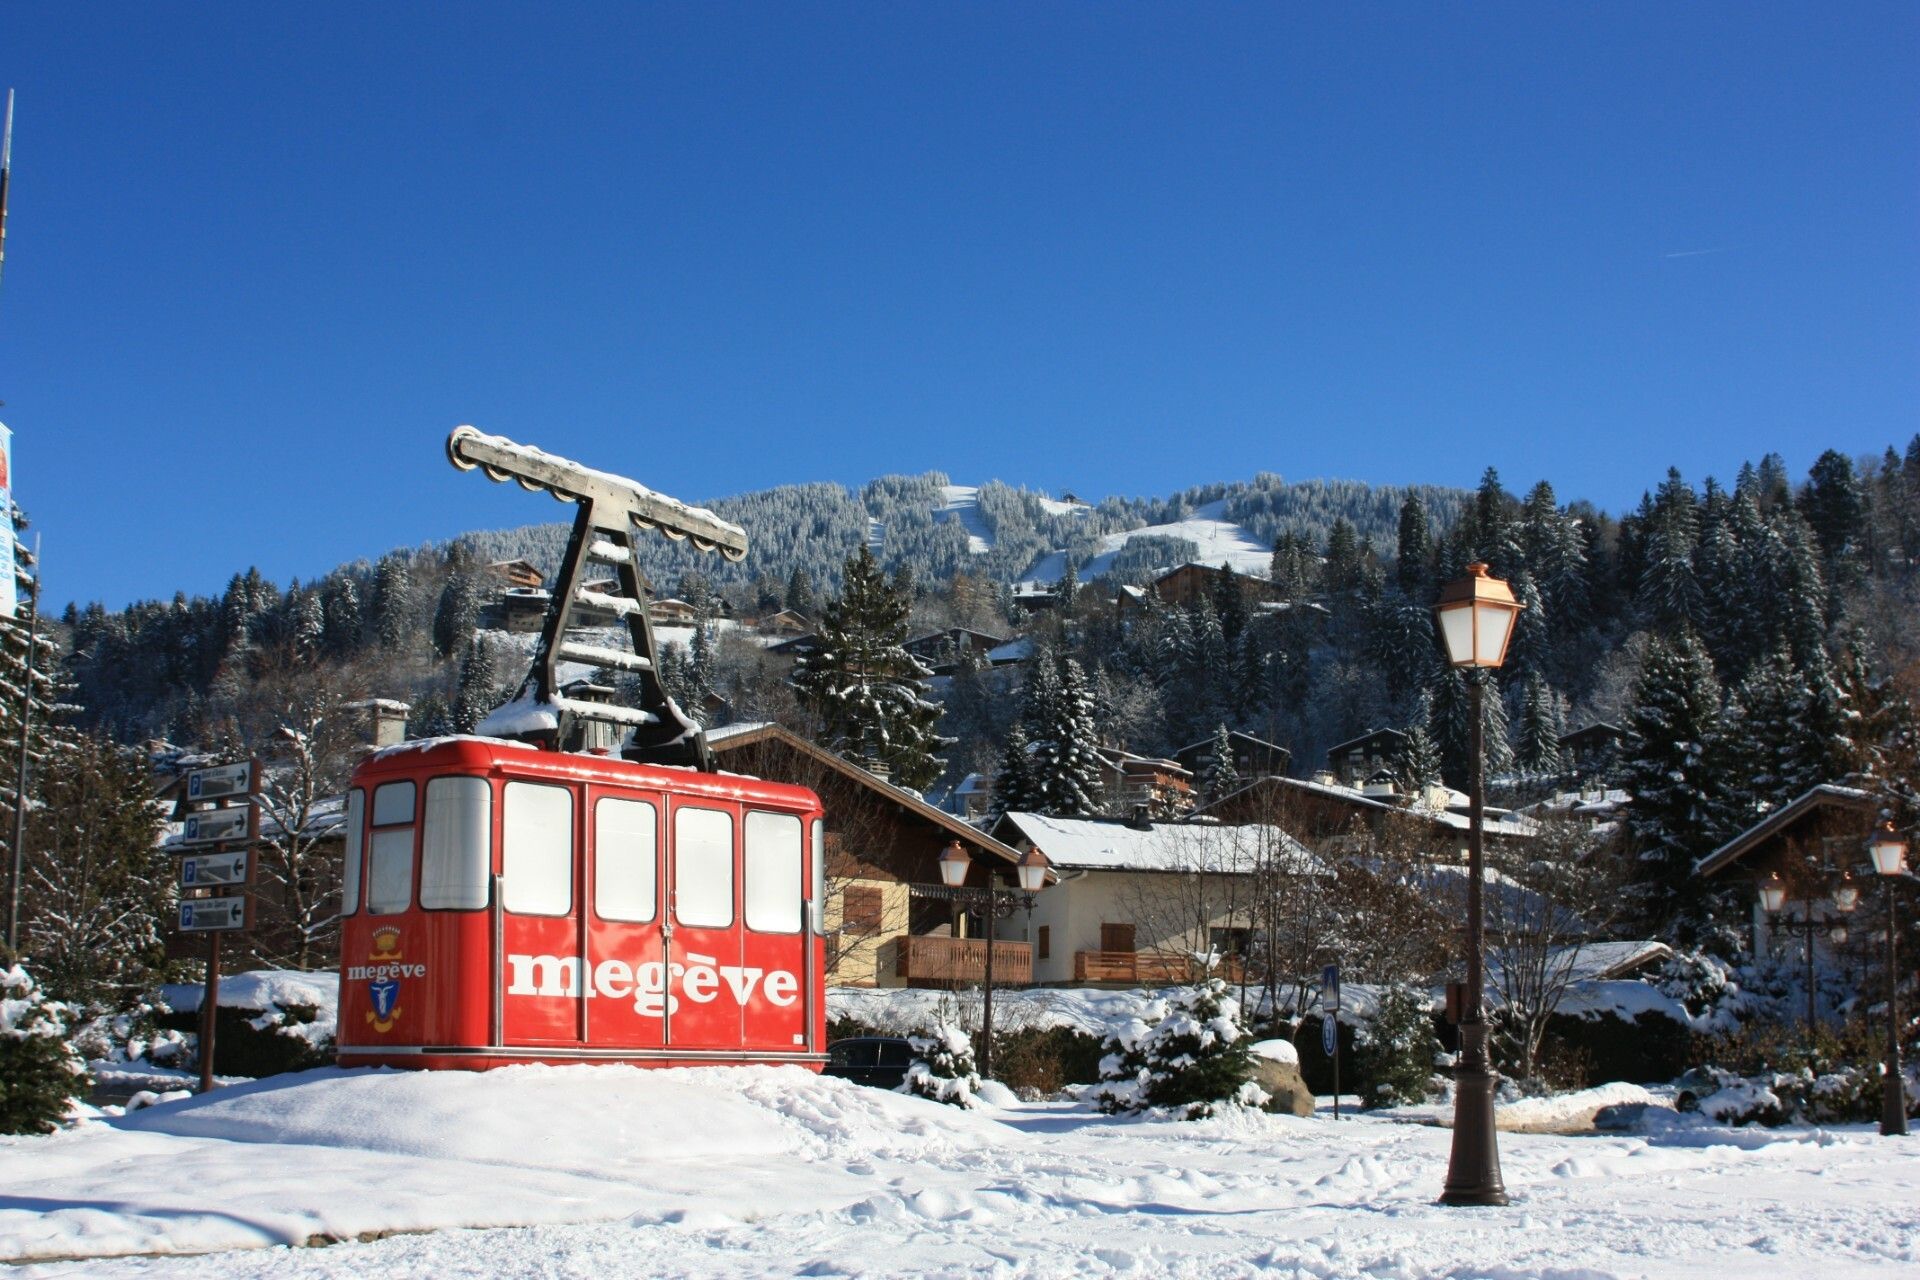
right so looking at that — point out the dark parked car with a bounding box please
[824,1036,915,1089]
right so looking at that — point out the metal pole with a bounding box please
[980,890,996,1081]
[199,931,221,1093]
[1805,907,1817,1046]
[1442,670,1508,1206]
[5,575,37,952]
[1885,877,1907,1137]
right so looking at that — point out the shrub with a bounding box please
[1091,980,1267,1120]
[1537,1009,1693,1086]
[0,964,89,1135]
[1355,982,1442,1108]
[158,1001,332,1078]
[904,1024,982,1107]
[990,1025,1105,1097]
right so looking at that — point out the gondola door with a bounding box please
[498,778,586,1048]
[582,787,668,1053]
[664,799,745,1051]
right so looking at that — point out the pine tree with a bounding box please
[1799,448,1866,590]
[1200,723,1241,803]
[1398,691,1446,795]
[1023,654,1104,816]
[1620,630,1726,934]
[372,555,414,652]
[432,573,479,659]
[1470,467,1524,575]
[904,1024,983,1107]
[292,591,327,663]
[321,576,363,658]
[791,546,947,790]
[785,567,817,620]
[990,720,1041,817]
[1636,469,1704,630]
[1513,673,1567,778]
[1396,494,1434,596]
[1323,519,1363,596]
[1091,980,1266,1119]
[453,637,499,734]
[0,964,88,1135]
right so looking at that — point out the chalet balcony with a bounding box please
[1072,949,1246,986]
[894,935,1032,986]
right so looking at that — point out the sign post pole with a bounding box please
[1322,963,1341,1122]
[180,757,259,1093]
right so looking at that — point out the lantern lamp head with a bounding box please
[1832,874,1861,915]
[1759,871,1788,914]
[1016,847,1050,894]
[1869,824,1909,878]
[1829,922,1851,946]
[1433,563,1525,669]
[938,840,971,889]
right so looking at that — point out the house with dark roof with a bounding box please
[1326,728,1409,787]
[1172,730,1292,785]
[706,723,1035,989]
[1696,783,1879,966]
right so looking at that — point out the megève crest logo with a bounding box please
[346,926,428,1034]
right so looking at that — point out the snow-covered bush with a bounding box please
[69,990,192,1068]
[1090,981,1267,1120]
[1655,949,1755,1034]
[0,964,90,1135]
[1355,982,1442,1107]
[1677,1061,1920,1127]
[904,1024,982,1108]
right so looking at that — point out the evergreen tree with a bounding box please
[1635,469,1704,630]
[0,964,88,1135]
[453,637,499,734]
[1023,654,1104,816]
[1513,673,1568,777]
[292,591,327,663]
[791,546,947,790]
[372,555,414,652]
[990,719,1042,816]
[1620,630,1726,934]
[1469,467,1524,574]
[321,576,363,658]
[432,573,480,659]
[1398,691,1445,794]
[1799,448,1867,590]
[1354,981,1441,1107]
[1322,519,1363,596]
[1396,493,1434,596]
[1091,980,1265,1119]
[1200,723,1242,803]
[785,566,817,619]
[904,1024,983,1107]
[1724,647,1825,824]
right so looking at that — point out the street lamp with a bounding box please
[1757,867,1860,1041]
[1868,823,1909,1137]
[929,841,1049,1080]
[1432,561,1522,1208]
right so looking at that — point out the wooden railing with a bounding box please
[895,935,1032,985]
[1073,950,1246,985]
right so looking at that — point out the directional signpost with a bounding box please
[1322,963,1342,1121]
[174,758,260,1093]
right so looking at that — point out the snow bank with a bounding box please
[161,969,335,1018]
[1249,1038,1300,1065]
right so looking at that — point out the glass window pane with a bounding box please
[421,777,492,910]
[674,807,734,928]
[502,781,573,915]
[367,828,414,914]
[744,811,802,934]
[810,819,825,935]
[595,797,657,923]
[372,781,415,827]
[341,789,365,916]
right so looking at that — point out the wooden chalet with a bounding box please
[1093,746,1195,816]
[705,722,1037,989]
[484,558,545,591]
[904,626,1007,673]
[1327,727,1409,787]
[648,597,700,626]
[1191,773,1537,848]
[1172,730,1292,784]
[1696,783,1880,961]
[1560,723,1626,776]
[1147,562,1280,611]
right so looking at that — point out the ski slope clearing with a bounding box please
[1022,499,1271,584]
[7,1065,1920,1278]
[938,485,994,554]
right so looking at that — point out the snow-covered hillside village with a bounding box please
[7,8,1920,1279]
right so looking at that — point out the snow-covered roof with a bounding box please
[996,811,1323,875]
[1696,783,1877,877]
[986,637,1034,663]
[1212,772,1539,839]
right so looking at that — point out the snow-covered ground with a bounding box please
[1021,499,1271,584]
[5,1065,1917,1278]
[939,485,994,554]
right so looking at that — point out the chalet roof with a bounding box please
[992,811,1321,875]
[906,627,1006,648]
[1191,773,1538,839]
[1172,730,1292,760]
[1327,727,1409,757]
[1559,722,1625,744]
[705,722,1027,870]
[1695,783,1877,878]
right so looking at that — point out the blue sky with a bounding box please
[3,4,1915,609]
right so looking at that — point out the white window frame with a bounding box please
[502,781,574,916]
[594,796,659,924]
[420,776,492,910]
[673,806,734,928]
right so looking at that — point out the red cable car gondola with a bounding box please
[336,430,828,1071]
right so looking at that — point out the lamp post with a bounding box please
[1757,867,1859,1044]
[1868,824,1909,1137]
[1433,561,1522,1207]
[930,841,1049,1080]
